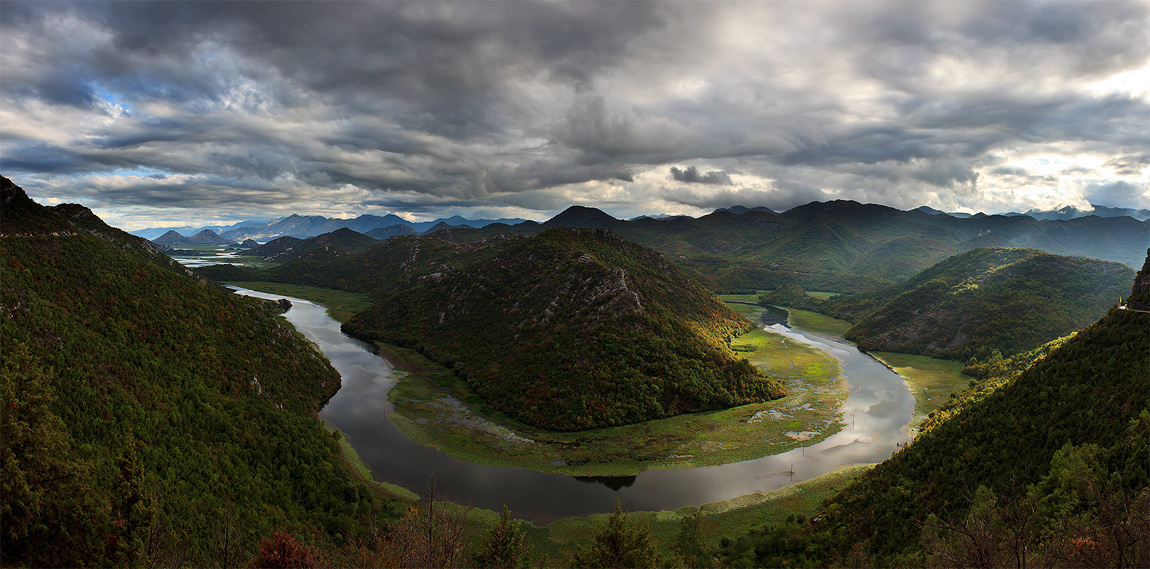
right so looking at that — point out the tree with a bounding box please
[0,345,105,567]
[674,508,716,568]
[388,480,469,569]
[249,529,320,569]
[474,505,525,569]
[572,502,677,568]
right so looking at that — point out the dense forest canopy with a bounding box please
[344,228,786,431]
[1,177,391,566]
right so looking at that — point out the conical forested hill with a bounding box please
[343,228,785,431]
[0,176,384,566]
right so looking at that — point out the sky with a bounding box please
[2,0,1148,230]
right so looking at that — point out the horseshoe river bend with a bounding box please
[230,287,915,523]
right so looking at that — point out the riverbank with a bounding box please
[726,295,970,437]
[376,324,846,476]
[423,462,871,567]
[868,351,973,434]
[521,464,870,562]
[222,282,921,524]
[225,281,370,322]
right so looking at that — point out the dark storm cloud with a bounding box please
[1085,181,1148,209]
[659,181,832,213]
[2,0,1148,225]
[1105,154,1150,177]
[670,166,732,186]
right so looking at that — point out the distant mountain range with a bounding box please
[913,203,1150,221]
[433,201,1147,292]
[137,201,1147,248]
[191,200,1148,297]
[245,227,381,263]
[134,213,528,242]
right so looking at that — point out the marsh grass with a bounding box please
[777,307,854,337]
[224,281,371,322]
[805,290,841,300]
[381,306,846,477]
[516,465,869,562]
[869,351,972,434]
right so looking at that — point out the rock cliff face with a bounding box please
[1126,248,1150,311]
[344,228,785,431]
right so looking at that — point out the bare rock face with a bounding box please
[591,267,643,318]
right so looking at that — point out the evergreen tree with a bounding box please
[572,502,678,568]
[674,508,716,569]
[474,505,525,569]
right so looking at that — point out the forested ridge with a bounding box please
[760,247,1133,360]
[415,201,1148,293]
[723,251,1150,567]
[1,177,392,566]
[343,228,785,431]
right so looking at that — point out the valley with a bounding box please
[226,280,968,516]
[4,172,1146,567]
[8,3,1150,564]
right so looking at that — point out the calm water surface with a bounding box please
[231,287,913,522]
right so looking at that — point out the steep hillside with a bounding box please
[254,232,514,295]
[51,201,197,279]
[1,178,385,566]
[343,228,785,431]
[840,248,1133,359]
[540,205,622,229]
[802,251,1150,565]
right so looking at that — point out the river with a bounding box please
[231,287,913,522]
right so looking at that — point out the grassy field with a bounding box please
[718,293,854,338]
[720,299,768,320]
[508,464,868,564]
[777,307,854,337]
[224,281,371,323]
[805,291,841,300]
[381,310,846,477]
[716,292,767,305]
[419,464,869,566]
[869,351,973,434]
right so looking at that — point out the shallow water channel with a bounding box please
[232,287,913,522]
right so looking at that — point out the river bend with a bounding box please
[232,287,913,522]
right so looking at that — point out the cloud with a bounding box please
[2,0,1148,228]
[669,166,733,186]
